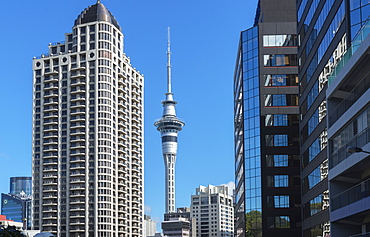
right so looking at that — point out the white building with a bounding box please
[32,1,144,237]
[190,185,234,237]
[144,215,156,237]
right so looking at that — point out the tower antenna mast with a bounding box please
[167,27,172,94]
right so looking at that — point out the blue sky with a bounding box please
[0,0,257,230]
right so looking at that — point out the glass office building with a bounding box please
[10,177,32,196]
[234,0,301,236]
[1,193,31,229]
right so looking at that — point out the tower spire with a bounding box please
[167,27,172,94]
[154,28,185,214]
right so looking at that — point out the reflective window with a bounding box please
[264,74,298,86]
[298,0,309,22]
[268,216,290,228]
[264,54,298,66]
[267,195,290,208]
[303,191,329,218]
[263,35,297,47]
[267,155,288,167]
[317,2,345,63]
[303,221,330,237]
[265,114,299,127]
[267,175,289,187]
[329,106,370,157]
[304,0,320,27]
[266,134,288,147]
[302,160,328,193]
[308,109,319,135]
[266,155,300,167]
[350,0,370,39]
[264,94,299,106]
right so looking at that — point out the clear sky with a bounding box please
[0,0,257,230]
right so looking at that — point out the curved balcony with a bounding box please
[70,103,86,109]
[43,85,59,91]
[71,97,86,102]
[44,93,59,99]
[44,77,59,83]
[70,66,86,71]
[44,106,59,112]
[70,89,86,95]
[70,108,86,115]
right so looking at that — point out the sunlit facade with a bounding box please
[32,2,144,236]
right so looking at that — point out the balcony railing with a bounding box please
[350,232,370,237]
[330,126,370,169]
[331,177,370,211]
[328,72,370,127]
[328,18,370,85]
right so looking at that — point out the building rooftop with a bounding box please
[74,0,121,30]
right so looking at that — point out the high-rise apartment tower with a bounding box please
[234,0,301,236]
[154,29,185,214]
[32,2,144,236]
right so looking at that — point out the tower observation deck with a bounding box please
[154,28,185,214]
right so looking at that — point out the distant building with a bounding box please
[144,215,157,237]
[327,21,370,236]
[2,177,32,230]
[1,192,31,230]
[190,185,234,237]
[162,207,195,237]
[10,177,32,196]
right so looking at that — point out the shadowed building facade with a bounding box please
[296,0,369,235]
[233,0,301,236]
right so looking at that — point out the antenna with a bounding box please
[167,27,172,94]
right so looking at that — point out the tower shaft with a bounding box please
[154,28,185,214]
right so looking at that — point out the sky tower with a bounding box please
[154,28,185,214]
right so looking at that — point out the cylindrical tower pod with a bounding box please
[154,28,185,214]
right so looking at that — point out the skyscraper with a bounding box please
[32,1,144,236]
[234,0,301,236]
[154,28,185,214]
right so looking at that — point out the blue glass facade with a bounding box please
[10,177,32,196]
[242,26,263,236]
[1,193,31,229]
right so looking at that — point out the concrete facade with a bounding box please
[190,185,233,237]
[32,2,144,236]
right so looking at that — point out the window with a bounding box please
[268,216,290,228]
[264,74,298,86]
[267,195,289,208]
[263,35,298,47]
[265,94,299,106]
[266,155,288,167]
[263,54,297,66]
[266,134,288,147]
[267,175,288,187]
[265,114,299,126]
